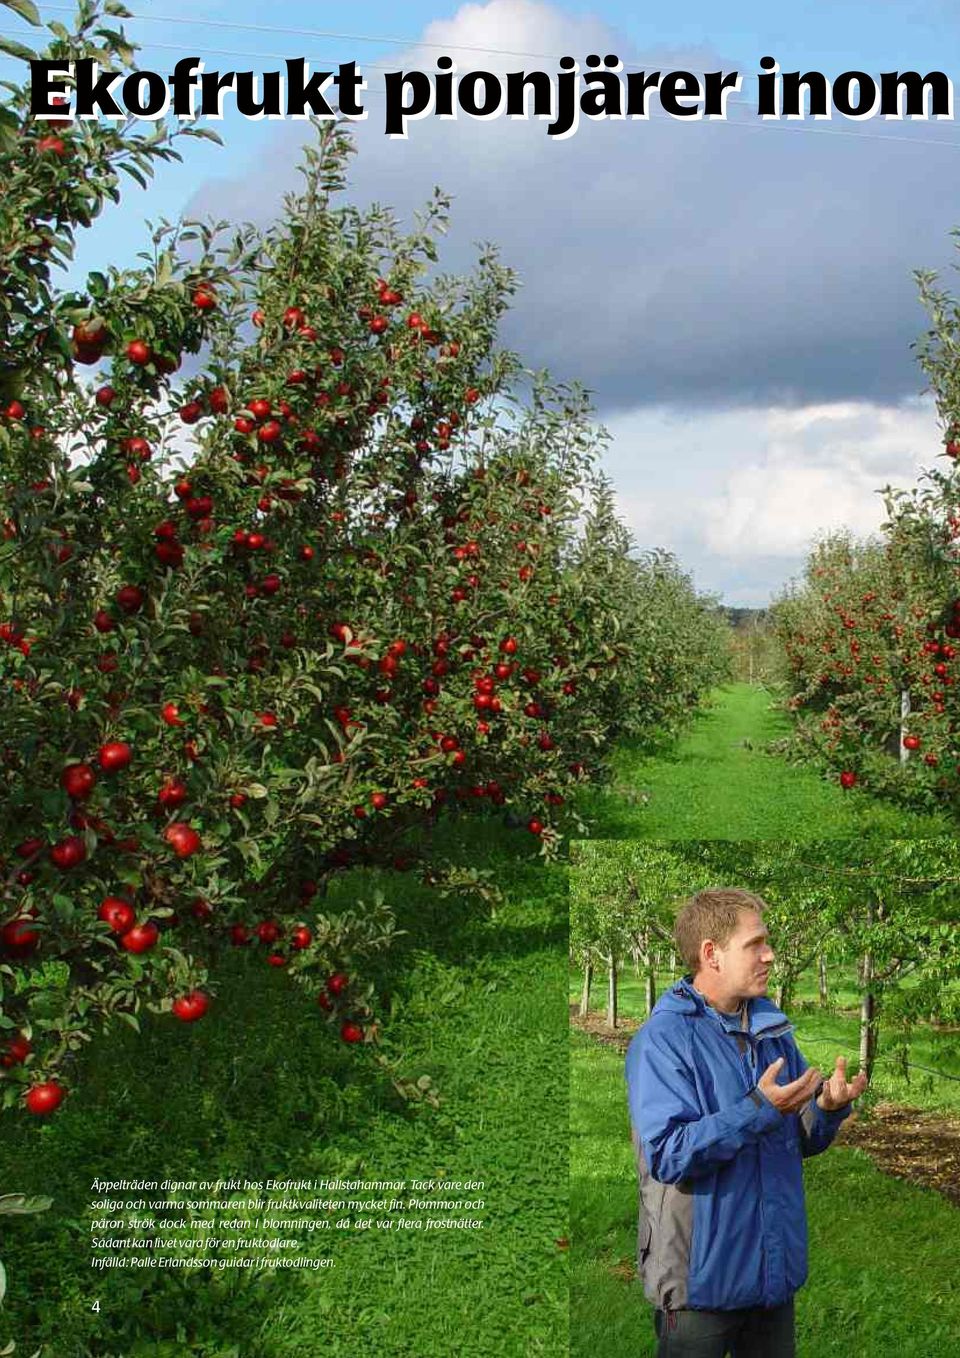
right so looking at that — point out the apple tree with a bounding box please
[0,0,730,1114]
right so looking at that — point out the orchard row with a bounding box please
[773,468,960,805]
[773,260,960,809]
[0,9,729,1112]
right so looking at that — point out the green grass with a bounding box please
[571,1028,960,1358]
[571,965,960,1116]
[0,829,568,1358]
[579,685,950,839]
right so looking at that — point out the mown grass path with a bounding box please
[580,683,949,839]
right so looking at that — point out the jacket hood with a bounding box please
[652,975,791,1038]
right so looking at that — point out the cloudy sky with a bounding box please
[8,0,960,603]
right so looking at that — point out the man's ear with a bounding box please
[700,938,719,972]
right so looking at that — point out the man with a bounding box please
[624,888,867,1358]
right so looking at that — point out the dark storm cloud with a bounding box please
[187,100,960,418]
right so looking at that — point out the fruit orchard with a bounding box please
[773,259,960,809]
[571,837,960,1089]
[0,3,729,1116]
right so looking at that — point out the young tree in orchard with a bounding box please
[814,840,960,1081]
[643,838,960,1084]
[0,3,730,1115]
[570,842,690,1028]
[727,610,782,687]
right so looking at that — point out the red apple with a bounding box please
[61,762,96,800]
[115,585,144,615]
[164,823,201,858]
[98,741,132,773]
[50,836,86,870]
[125,339,152,366]
[1,914,40,951]
[120,921,159,954]
[158,777,188,809]
[1,1034,31,1067]
[24,1082,65,1115]
[98,897,136,934]
[172,990,209,1022]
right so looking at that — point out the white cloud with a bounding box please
[418,0,605,58]
[595,396,943,602]
[702,399,938,556]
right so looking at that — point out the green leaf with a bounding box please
[115,1010,140,1033]
[1,0,41,27]
[119,162,148,190]
[0,1193,52,1216]
[182,126,224,146]
[0,35,36,61]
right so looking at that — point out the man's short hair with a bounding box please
[674,888,769,975]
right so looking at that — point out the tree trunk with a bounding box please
[900,688,911,764]
[859,902,876,1080]
[607,954,618,1030]
[859,985,876,1080]
[818,953,828,1007]
[579,958,593,1018]
[643,942,656,1017]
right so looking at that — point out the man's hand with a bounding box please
[816,1056,868,1111]
[757,1057,822,1115]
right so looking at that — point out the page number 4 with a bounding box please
[91,1300,100,1313]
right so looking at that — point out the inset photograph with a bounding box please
[570,838,960,1358]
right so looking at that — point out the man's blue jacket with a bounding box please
[624,977,851,1313]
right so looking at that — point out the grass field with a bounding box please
[0,827,568,1358]
[579,685,950,839]
[571,1028,960,1358]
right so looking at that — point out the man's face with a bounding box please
[713,910,775,1002]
